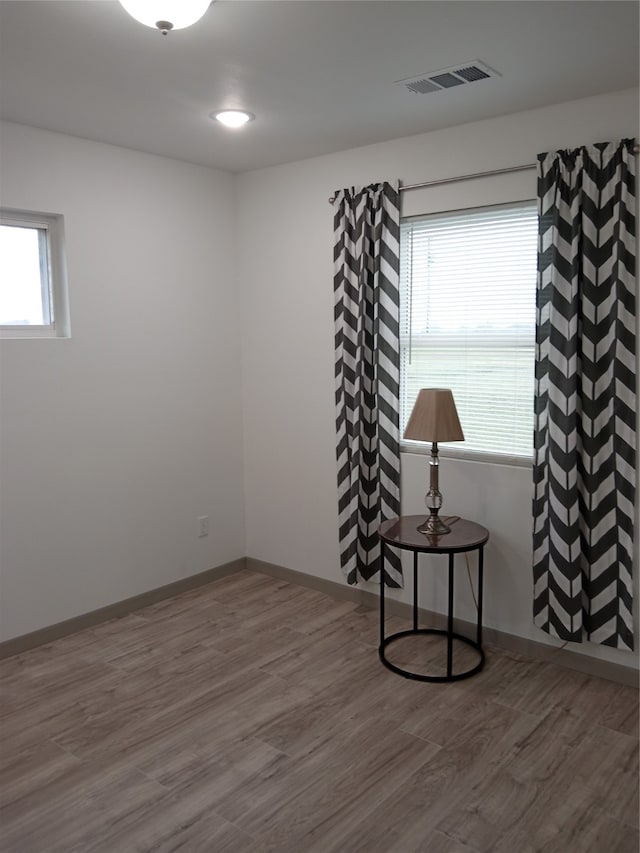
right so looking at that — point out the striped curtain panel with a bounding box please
[333,182,402,587]
[533,139,636,650]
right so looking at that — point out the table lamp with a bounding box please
[404,388,464,535]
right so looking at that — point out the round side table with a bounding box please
[378,515,489,683]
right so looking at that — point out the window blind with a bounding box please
[399,201,538,458]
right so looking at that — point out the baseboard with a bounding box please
[0,558,245,660]
[4,555,638,688]
[247,557,639,688]
[246,557,380,610]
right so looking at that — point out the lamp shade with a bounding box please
[119,1,211,31]
[404,389,464,443]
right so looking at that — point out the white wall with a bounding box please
[237,88,640,670]
[0,122,245,641]
[1,91,637,669]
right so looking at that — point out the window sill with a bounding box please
[401,440,533,469]
[0,326,69,339]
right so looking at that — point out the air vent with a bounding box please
[405,78,441,95]
[429,73,465,89]
[396,60,499,95]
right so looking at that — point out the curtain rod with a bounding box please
[399,161,535,194]
[328,163,532,202]
[328,144,640,203]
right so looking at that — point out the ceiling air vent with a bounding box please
[396,60,499,95]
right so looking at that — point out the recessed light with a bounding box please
[213,110,255,128]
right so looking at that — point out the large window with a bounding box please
[0,209,69,338]
[400,201,538,460]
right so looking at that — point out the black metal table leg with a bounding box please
[447,554,454,678]
[380,540,386,650]
[413,552,419,630]
[477,546,484,647]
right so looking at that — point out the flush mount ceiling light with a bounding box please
[213,110,255,128]
[119,1,212,34]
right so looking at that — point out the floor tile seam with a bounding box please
[157,748,293,812]
[86,657,137,675]
[250,708,400,762]
[125,761,179,793]
[289,635,380,662]
[38,736,87,765]
[395,724,446,750]
[101,639,221,672]
[504,699,639,750]
[214,733,292,766]
[432,827,484,853]
[0,754,168,841]
[0,741,85,814]
[276,625,316,639]
[223,810,270,848]
[599,720,640,739]
[45,739,170,794]
[408,701,547,755]
[251,665,365,696]
[488,692,572,718]
[54,740,203,796]
[248,738,310,762]
[589,721,640,746]
[48,716,193,766]
[252,665,322,694]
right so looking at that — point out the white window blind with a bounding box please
[400,201,538,459]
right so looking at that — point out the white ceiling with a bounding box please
[0,1,638,173]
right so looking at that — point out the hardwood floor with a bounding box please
[1,570,638,852]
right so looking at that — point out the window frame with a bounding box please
[399,199,537,468]
[0,208,70,339]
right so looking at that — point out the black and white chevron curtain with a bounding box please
[333,182,402,586]
[533,139,636,650]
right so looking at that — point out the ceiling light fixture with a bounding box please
[119,1,212,35]
[214,110,255,128]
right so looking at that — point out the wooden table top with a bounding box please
[378,516,489,553]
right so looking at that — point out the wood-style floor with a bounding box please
[1,570,638,852]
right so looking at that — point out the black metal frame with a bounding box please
[379,542,485,683]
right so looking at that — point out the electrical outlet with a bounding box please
[197,516,209,538]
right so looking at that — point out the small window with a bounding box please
[0,209,70,338]
[400,201,538,461]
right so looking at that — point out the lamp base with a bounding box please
[417,514,451,536]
